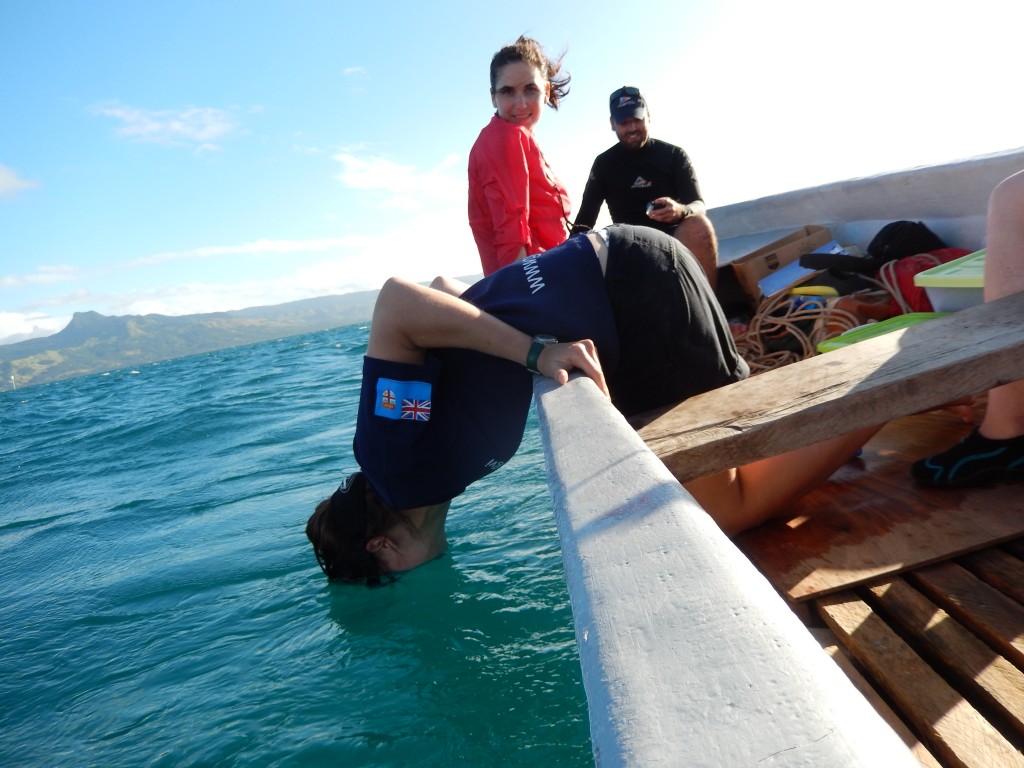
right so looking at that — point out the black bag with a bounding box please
[866,220,947,262]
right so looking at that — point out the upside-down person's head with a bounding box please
[306,472,450,586]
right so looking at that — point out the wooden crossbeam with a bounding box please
[636,291,1024,483]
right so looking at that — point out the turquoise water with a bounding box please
[0,325,591,767]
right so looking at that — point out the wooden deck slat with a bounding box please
[636,291,1024,483]
[959,548,1024,604]
[910,562,1024,669]
[1003,540,1024,561]
[818,592,1024,768]
[866,579,1024,739]
[808,626,943,768]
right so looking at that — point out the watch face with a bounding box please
[535,335,558,345]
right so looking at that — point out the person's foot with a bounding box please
[911,428,1024,487]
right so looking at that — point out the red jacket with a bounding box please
[468,115,571,275]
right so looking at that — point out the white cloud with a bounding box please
[1,210,484,343]
[0,164,39,198]
[92,102,238,148]
[0,312,67,344]
[126,236,367,267]
[3,148,480,336]
[334,151,464,210]
[0,264,79,287]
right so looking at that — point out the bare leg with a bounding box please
[673,215,719,289]
[910,169,1024,486]
[978,169,1024,439]
[685,425,881,536]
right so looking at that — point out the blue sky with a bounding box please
[2,0,1021,344]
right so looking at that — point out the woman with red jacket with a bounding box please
[468,36,572,276]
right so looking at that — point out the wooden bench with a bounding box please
[633,290,1024,483]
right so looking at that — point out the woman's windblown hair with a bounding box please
[489,35,570,109]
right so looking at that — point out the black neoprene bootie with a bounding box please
[911,428,1024,487]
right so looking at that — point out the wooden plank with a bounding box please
[735,411,1024,601]
[1004,539,1024,561]
[867,579,1024,739]
[808,626,943,768]
[636,291,1024,483]
[959,547,1024,604]
[910,562,1024,669]
[818,592,1024,768]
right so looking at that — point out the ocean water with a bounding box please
[0,324,592,767]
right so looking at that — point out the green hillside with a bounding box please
[1,291,379,391]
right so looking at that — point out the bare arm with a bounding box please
[367,277,610,396]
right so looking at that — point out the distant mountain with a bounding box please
[1,290,382,391]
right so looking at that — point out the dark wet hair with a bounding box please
[306,479,413,587]
[489,35,570,109]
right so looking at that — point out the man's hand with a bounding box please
[647,196,688,225]
[536,339,610,398]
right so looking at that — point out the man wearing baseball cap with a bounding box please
[572,86,719,288]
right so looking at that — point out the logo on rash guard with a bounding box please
[484,458,505,472]
[375,377,432,421]
[521,255,546,294]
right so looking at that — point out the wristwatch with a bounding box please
[526,335,558,374]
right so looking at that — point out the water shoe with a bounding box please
[911,428,1024,487]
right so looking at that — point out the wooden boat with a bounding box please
[535,147,1024,767]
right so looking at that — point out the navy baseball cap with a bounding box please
[609,86,647,122]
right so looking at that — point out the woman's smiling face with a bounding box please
[491,60,548,131]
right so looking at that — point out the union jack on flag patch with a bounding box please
[374,376,432,421]
[400,399,431,421]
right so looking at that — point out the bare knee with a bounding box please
[674,215,719,286]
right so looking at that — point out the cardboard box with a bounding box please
[730,225,832,301]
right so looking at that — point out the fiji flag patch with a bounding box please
[374,377,432,422]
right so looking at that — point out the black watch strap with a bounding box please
[526,335,557,374]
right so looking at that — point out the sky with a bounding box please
[2,0,1021,345]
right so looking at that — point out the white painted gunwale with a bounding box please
[534,147,1024,766]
